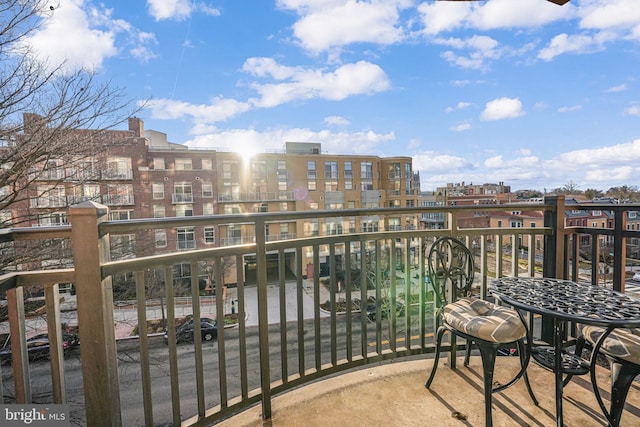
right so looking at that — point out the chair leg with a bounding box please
[426,326,446,388]
[464,339,473,367]
[476,342,499,427]
[517,339,538,405]
[608,361,640,427]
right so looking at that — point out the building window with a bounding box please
[175,158,193,170]
[202,203,214,215]
[326,221,343,235]
[307,161,316,179]
[498,220,502,228]
[345,179,353,190]
[280,223,289,238]
[153,205,165,218]
[202,182,213,198]
[173,183,193,203]
[38,212,67,226]
[177,228,195,250]
[361,161,373,179]
[510,221,522,228]
[309,201,319,210]
[176,204,194,217]
[325,180,338,192]
[531,222,536,228]
[109,210,134,221]
[155,230,167,248]
[153,158,165,170]
[309,219,319,236]
[105,184,134,205]
[280,202,288,211]
[105,157,132,179]
[224,204,241,214]
[201,159,213,170]
[204,227,215,244]
[362,220,379,233]
[32,185,66,208]
[278,160,286,170]
[308,180,316,191]
[348,201,356,209]
[152,183,164,199]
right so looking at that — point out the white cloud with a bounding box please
[480,97,524,121]
[436,35,501,69]
[538,31,617,61]
[242,58,390,107]
[412,151,475,173]
[23,0,118,73]
[418,0,571,35]
[557,105,582,113]
[147,0,192,21]
[578,0,640,31]
[624,105,640,116]
[324,116,350,126]
[184,126,395,154]
[445,101,473,113]
[146,0,220,21]
[145,97,252,126]
[450,123,471,132]
[606,84,627,93]
[20,1,158,73]
[278,0,410,53]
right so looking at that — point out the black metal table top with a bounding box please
[490,277,640,328]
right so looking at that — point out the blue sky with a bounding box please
[23,0,640,192]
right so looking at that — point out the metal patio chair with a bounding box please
[577,326,640,427]
[424,236,537,427]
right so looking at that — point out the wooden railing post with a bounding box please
[543,195,566,279]
[612,209,627,292]
[69,201,121,426]
[542,195,566,345]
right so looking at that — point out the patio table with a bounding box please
[490,277,640,427]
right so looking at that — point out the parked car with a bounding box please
[0,333,80,363]
[164,318,218,344]
[633,272,640,282]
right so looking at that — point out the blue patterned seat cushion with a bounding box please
[582,326,640,365]
[443,297,526,343]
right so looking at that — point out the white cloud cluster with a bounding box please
[480,97,524,121]
[277,0,410,54]
[184,126,395,154]
[146,0,220,21]
[243,58,390,107]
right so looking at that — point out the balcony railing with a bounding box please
[217,191,295,202]
[102,194,135,206]
[172,193,194,204]
[0,196,639,426]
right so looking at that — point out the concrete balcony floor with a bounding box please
[219,355,640,427]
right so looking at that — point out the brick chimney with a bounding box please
[128,117,144,137]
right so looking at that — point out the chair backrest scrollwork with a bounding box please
[427,236,475,310]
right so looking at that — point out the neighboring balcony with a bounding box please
[102,169,133,180]
[103,194,135,205]
[172,193,194,204]
[0,196,639,426]
[217,191,295,202]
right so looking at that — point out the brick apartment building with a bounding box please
[5,114,420,286]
